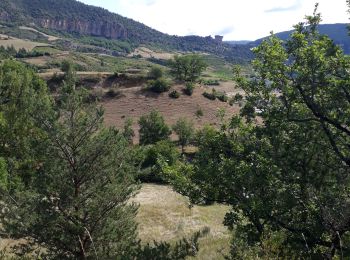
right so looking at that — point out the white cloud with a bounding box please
[79,0,349,40]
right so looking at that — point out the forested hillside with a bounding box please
[253,23,350,53]
[0,0,252,63]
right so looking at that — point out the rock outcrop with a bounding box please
[38,18,128,40]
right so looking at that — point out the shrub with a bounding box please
[203,79,220,86]
[184,82,195,96]
[216,92,228,102]
[195,108,204,117]
[229,93,244,106]
[148,78,171,93]
[202,91,216,100]
[148,66,163,79]
[169,90,180,99]
[139,140,180,183]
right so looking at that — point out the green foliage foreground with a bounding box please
[164,8,350,259]
[0,61,205,259]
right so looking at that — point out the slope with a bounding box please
[253,23,350,53]
[0,0,252,63]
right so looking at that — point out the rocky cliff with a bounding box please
[38,18,128,40]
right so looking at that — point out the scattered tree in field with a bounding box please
[172,118,194,154]
[165,8,350,259]
[168,54,207,82]
[138,110,171,145]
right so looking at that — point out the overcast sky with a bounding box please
[79,0,349,40]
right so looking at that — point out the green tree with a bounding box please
[172,118,194,154]
[0,60,52,188]
[138,110,171,145]
[166,8,350,258]
[147,78,171,93]
[148,66,164,80]
[1,87,140,258]
[168,54,207,82]
[139,140,179,183]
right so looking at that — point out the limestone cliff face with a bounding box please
[38,18,128,40]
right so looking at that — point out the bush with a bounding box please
[139,140,180,183]
[216,92,228,102]
[148,66,163,79]
[148,78,171,93]
[203,89,228,102]
[195,108,204,117]
[203,79,220,86]
[184,82,195,96]
[229,93,244,106]
[202,91,216,100]
[169,90,180,99]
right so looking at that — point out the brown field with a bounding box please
[19,26,59,41]
[128,47,177,60]
[23,56,51,66]
[103,83,241,142]
[0,35,50,51]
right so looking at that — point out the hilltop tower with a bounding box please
[215,35,223,43]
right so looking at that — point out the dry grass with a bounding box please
[23,56,51,66]
[19,26,59,41]
[102,84,240,142]
[128,47,177,60]
[133,184,231,259]
[0,35,50,51]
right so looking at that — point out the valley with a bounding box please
[0,0,349,259]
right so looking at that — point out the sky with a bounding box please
[79,0,349,41]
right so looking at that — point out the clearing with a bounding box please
[1,184,231,259]
[0,34,50,51]
[134,184,231,259]
[129,47,176,60]
[19,26,59,41]
[102,83,241,142]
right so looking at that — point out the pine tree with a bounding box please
[1,84,140,259]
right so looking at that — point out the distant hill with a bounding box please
[0,0,252,63]
[225,40,252,45]
[253,24,350,53]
